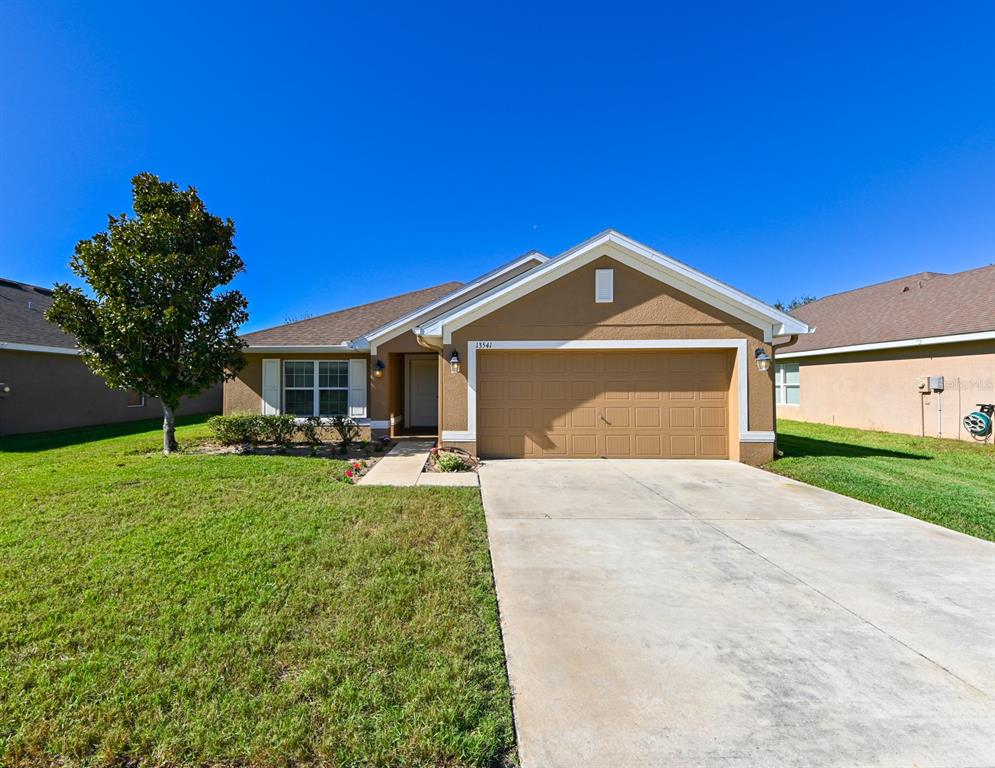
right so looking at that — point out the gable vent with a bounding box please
[595,268,614,303]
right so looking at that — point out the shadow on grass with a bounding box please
[0,413,212,453]
[777,433,930,461]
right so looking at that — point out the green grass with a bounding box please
[769,419,995,541]
[0,416,514,767]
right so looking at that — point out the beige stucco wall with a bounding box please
[439,254,775,463]
[0,350,222,437]
[776,340,995,441]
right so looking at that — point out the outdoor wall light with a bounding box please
[449,350,461,374]
[373,359,385,378]
[0,382,9,397]
[754,348,771,372]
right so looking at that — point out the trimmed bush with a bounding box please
[331,415,360,453]
[299,416,323,456]
[436,452,469,472]
[207,414,261,446]
[258,413,296,450]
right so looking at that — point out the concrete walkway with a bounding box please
[480,459,995,768]
[357,439,434,486]
[358,440,480,486]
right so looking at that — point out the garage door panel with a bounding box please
[636,434,664,456]
[668,407,695,428]
[670,435,697,457]
[477,350,730,459]
[700,406,727,428]
[605,434,631,456]
[569,434,598,456]
[508,380,534,400]
[604,407,630,427]
[572,407,598,428]
[700,435,728,456]
[479,407,507,428]
[508,407,534,428]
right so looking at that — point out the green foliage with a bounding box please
[257,413,296,450]
[436,451,470,472]
[299,416,324,455]
[331,415,360,451]
[45,173,248,453]
[207,413,260,446]
[773,295,817,312]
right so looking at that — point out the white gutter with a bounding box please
[777,329,995,359]
[0,341,79,355]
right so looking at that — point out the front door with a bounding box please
[406,355,438,429]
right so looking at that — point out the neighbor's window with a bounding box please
[775,363,800,405]
[283,360,349,417]
[126,389,145,407]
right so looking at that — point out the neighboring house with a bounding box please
[0,278,222,437]
[227,230,810,464]
[775,265,995,441]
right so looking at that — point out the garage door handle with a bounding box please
[600,415,610,424]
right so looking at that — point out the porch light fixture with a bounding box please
[754,348,771,372]
[373,359,385,378]
[0,382,9,397]
[449,350,461,374]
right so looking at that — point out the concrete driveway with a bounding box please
[479,460,995,768]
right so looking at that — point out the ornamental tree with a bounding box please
[47,173,248,454]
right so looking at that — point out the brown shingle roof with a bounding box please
[787,264,995,353]
[0,278,77,348]
[242,281,464,346]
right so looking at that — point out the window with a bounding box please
[126,389,145,407]
[775,363,800,405]
[283,360,349,417]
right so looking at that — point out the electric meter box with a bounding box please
[916,377,929,392]
[929,375,945,393]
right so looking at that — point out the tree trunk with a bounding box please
[162,403,178,454]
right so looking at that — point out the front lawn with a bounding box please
[769,419,995,541]
[0,417,514,767]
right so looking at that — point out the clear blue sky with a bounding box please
[2,1,993,332]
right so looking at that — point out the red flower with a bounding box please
[353,462,361,469]
[345,469,354,478]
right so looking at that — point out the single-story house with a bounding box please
[775,264,995,440]
[227,230,811,464]
[0,278,222,437]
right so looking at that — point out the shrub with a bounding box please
[258,413,296,450]
[331,415,360,453]
[436,451,469,472]
[207,414,261,446]
[299,416,323,456]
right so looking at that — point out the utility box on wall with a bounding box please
[929,375,945,393]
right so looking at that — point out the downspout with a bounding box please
[770,333,801,457]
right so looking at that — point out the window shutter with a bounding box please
[348,358,367,418]
[595,268,614,303]
[261,358,280,414]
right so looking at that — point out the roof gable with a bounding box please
[417,230,811,343]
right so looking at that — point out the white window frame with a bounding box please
[126,389,145,408]
[282,360,350,417]
[775,362,800,406]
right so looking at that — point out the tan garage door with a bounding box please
[476,350,731,459]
